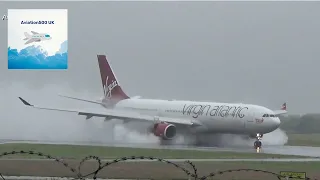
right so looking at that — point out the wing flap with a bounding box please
[18,97,199,126]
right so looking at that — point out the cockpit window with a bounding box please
[270,114,275,117]
[45,34,50,37]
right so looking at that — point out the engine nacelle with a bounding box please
[153,122,176,140]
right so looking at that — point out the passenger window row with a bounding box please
[262,114,275,117]
[165,109,182,113]
[124,107,183,113]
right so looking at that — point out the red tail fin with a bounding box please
[281,102,287,110]
[97,55,129,104]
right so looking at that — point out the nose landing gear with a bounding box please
[253,133,263,153]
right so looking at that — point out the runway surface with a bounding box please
[1,139,320,158]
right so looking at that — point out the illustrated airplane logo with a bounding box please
[23,31,52,45]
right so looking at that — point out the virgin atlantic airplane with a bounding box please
[18,55,287,148]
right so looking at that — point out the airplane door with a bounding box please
[244,111,255,132]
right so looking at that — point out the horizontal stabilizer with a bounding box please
[273,102,288,116]
[273,110,287,116]
[24,32,31,38]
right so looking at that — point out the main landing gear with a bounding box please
[253,133,263,153]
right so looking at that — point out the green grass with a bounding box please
[280,114,320,134]
[1,159,318,180]
[287,133,320,147]
[193,161,320,180]
[194,161,318,179]
[0,143,307,159]
[205,161,320,171]
[116,161,320,180]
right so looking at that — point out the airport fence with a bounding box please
[0,150,315,180]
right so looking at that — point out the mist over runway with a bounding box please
[0,83,290,147]
[0,83,310,158]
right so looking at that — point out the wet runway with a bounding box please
[1,139,320,157]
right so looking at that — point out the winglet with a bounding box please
[18,97,33,106]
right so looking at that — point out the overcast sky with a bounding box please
[1,1,320,115]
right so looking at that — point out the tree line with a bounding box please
[280,114,320,134]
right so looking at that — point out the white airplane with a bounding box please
[23,31,52,45]
[18,55,287,148]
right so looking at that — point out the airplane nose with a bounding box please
[272,117,281,129]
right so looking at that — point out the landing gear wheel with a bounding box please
[254,140,262,153]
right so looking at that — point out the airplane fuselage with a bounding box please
[30,34,51,41]
[112,98,281,136]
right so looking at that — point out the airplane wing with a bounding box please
[31,31,39,34]
[58,94,105,105]
[18,97,201,126]
[59,94,141,104]
[25,38,36,45]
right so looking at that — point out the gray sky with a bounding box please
[1,1,320,114]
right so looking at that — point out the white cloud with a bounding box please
[8,9,68,56]
[57,40,68,54]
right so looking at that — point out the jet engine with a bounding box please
[153,122,176,140]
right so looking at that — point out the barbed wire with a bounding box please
[0,150,315,180]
